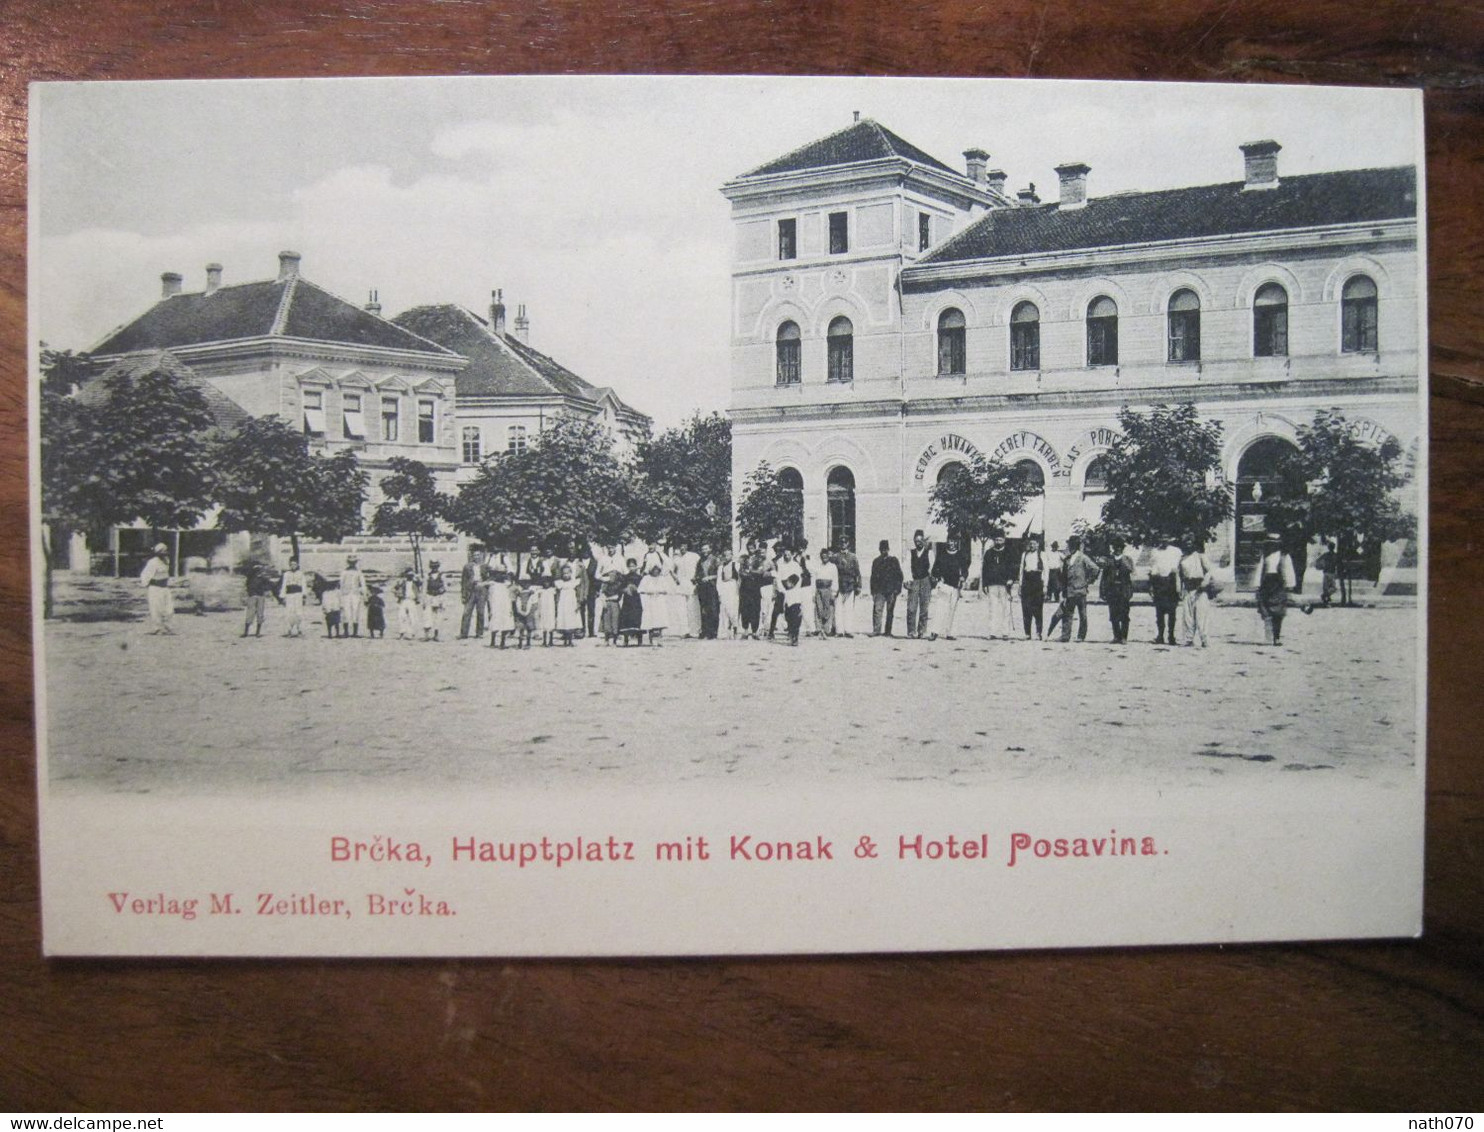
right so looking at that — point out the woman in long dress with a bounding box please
[639,564,670,645]
[554,563,582,645]
[486,554,516,648]
[717,549,741,638]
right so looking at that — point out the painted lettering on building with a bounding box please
[991,430,1063,476]
[913,433,985,481]
[1062,426,1119,478]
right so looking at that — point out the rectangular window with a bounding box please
[938,328,965,375]
[1088,318,1118,366]
[777,218,797,261]
[827,338,853,384]
[1168,311,1201,363]
[1342,299,1378,352]
[342,392,365,440]
[302,388,326,438]
[1254,307,1288,357]
[828,211,849,255]
[918,212,932,252]
[418,398,436,444]
[461,426,482,464]
[1010,323,1040,371]
[776,340,801,385]
[381,396,399,442]
[507,425,528,455]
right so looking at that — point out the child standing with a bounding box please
[320,580,343,638]
[394,569,421,640]
[554,564,582,646]
[366,584,387,639]
[512,581,539,648]
[279,557,307,638]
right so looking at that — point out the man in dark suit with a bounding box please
[869,540,905,636]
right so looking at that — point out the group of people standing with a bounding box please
[136,528,1310,650]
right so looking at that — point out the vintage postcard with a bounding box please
[29,76,1426,956]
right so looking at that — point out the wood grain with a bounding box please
[3,0,1483,1112]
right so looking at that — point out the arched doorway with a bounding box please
[826,466,856,552]
[1007,459,1046,541]
[1079,454,1110,527]
[1235,436,1305,590]
[776,467,805,548]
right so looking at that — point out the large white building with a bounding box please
[725,118,1420,589]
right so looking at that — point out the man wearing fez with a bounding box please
[869,540,905,637]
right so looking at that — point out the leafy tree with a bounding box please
[212,416,368,560]
[38,353,218,615]
[370,456,453,574]
[448,417,633,567]
[928,457,1040,544]
[735,461,804,547]
[1272,409,1416,605]
[632,412,732,548]
[1098,403,1231,547]
[39,346,95,397]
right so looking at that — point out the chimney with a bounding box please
[160,272,183,298]
[1016,183,1040,207]
[490,289,507,337]
[364,289,382,316]
[514,304,530,342]
[1240,140,1281,190]
[963,148,990,184]
[204,263,223,295]
[1054,162,1091,210]
[277,250,302,282]
[986,169,1008,196]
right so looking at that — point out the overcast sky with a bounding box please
[31,76,1421,428]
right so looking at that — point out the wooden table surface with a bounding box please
[3,0,1482,1112]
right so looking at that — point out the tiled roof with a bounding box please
[78,350,253,431]
[915,166,1418,266]
[91,277,456,357]
[391,304,647,420]
[739,118,959,179]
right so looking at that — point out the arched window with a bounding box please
[937,308,966,375]
[1254,283,1289,357]
[827,466,856,552]
[936,461,969,547]
[776,467,805,547]
[1010,301,1040,370]
[776,321,801,385]
[1167,288,1201,363]
[1083,455,1109,493]
[827,316,853,384]
[1342,275,1378,353]
[1086,296,1118,366]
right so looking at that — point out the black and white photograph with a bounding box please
[29,75,1426,957]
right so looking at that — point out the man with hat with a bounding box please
[423,559,448,641]
[1255,532,1299,646]
[340,553,368,638]
[139,542,175,635]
